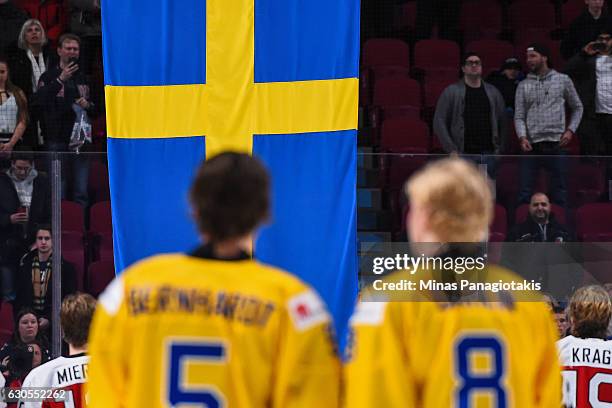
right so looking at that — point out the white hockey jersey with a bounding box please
[558,335,612,407]
[0,373,6,408]
[18,354,89,408]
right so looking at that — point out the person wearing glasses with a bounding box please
[14,225,76,332]
[433,52,507,179]
[0,151,50,301]
[565,29,612,162]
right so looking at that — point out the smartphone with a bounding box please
[69,57,79,68]
[17,206,26,215]
[593,42,607,52]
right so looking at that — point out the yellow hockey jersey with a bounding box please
[344,266,561,408]
[87,252,340,408]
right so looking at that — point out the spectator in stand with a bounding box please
[32,33,94,207]
[0,152,50,301]
[433,52,507,179]
[487,57,525,115]
[515,44,583,206]
[6,19,53,148]
[415,0,462,41]
[561,0,612,61]
[0,308,50,377]
[507,192,574,242]
[14,225,76,332]
[0,0,27,55]
[0,57,27,156]
[564,29,612,158]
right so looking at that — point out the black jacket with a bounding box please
[561,10,612,60]
[486,71,523,111]
[506,214,574,243]
[0,171,51,254]
[564,51,599,117]
[31,65,94,146]
[14,250,77,322]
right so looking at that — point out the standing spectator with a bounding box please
[487,57,525,114]
[561,0,612,61]
[0,57,27,155]
[515,44,583,206]
[507,192,574,242]
[14,226,77,332]
[0,152,50,300]
[0,0,27,55]
[6,19,53,148]
[433,52,507,178]
[415,0,462,41]
[32,33,94,207]
[564,29,612,158]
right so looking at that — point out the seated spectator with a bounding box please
[14,225,76,331]
[0,57,27,154]
[433,52,507,179]
[32,33,95,207]
[507,192,574,242]
[0,0,27,56]
[0,308,50,377]
[564,29,612,159]
[0,152,50,301]
[486,57,525,115]
[6,19,53,148]
[561,0,612,61]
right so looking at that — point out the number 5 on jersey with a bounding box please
[166,340,228,408]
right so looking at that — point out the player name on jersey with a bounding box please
[569,346,612,365]
[127,285,276,327]
[55,362,88,387]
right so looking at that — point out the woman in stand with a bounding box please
[0,58,27,156]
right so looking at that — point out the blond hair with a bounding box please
[405,157,492,242]
[569,285,612,339]
[17,19,47,50]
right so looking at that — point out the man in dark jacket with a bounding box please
[14,225,76,330]
[561,0,612,60]
[564,29,612,156]
[0,152,50,300]
[433,52,507,178]
[486,57,525,114]
[507,192,573,242]
[32,33,94,207]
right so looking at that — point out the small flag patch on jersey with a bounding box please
[288,290,330,331]
[349,301,387,325]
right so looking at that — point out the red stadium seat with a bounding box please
[513,28,553,47]
[61,200,84,232]
[413,40,460,74]
[490,204,507,239]
[459,1,503,43]
[576,203,612,241]
[89,201,113,235]
[562,0,586,29]
[569,162,606,207]
[465,40,515,76]
[362,39,410,69]
[88,260,116,298]
[97,232,114,262]
[509,2,557,31]
[372,77,422,123]
[380,117,430,154]
[0,302,14,345]
[424,78,456,110]
[514,203,567,225]
[62,231,85,291]
[88,159,111,204]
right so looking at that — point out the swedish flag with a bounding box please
[102,0,359,340]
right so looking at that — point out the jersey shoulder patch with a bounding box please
[287,290,330,331]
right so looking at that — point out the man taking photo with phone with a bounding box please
[32,33,95,208]
[565,29,612,171]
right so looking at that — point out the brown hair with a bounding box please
[0,57,28,125]
[569,285,612,339]
[60,292,96,348]
[189,152,270,242]
[405,157,493,242]
[58,33,81,48]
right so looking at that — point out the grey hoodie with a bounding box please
[514,69,583,143]
[6,167,38,207]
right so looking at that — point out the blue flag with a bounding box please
[102,0,359,341]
